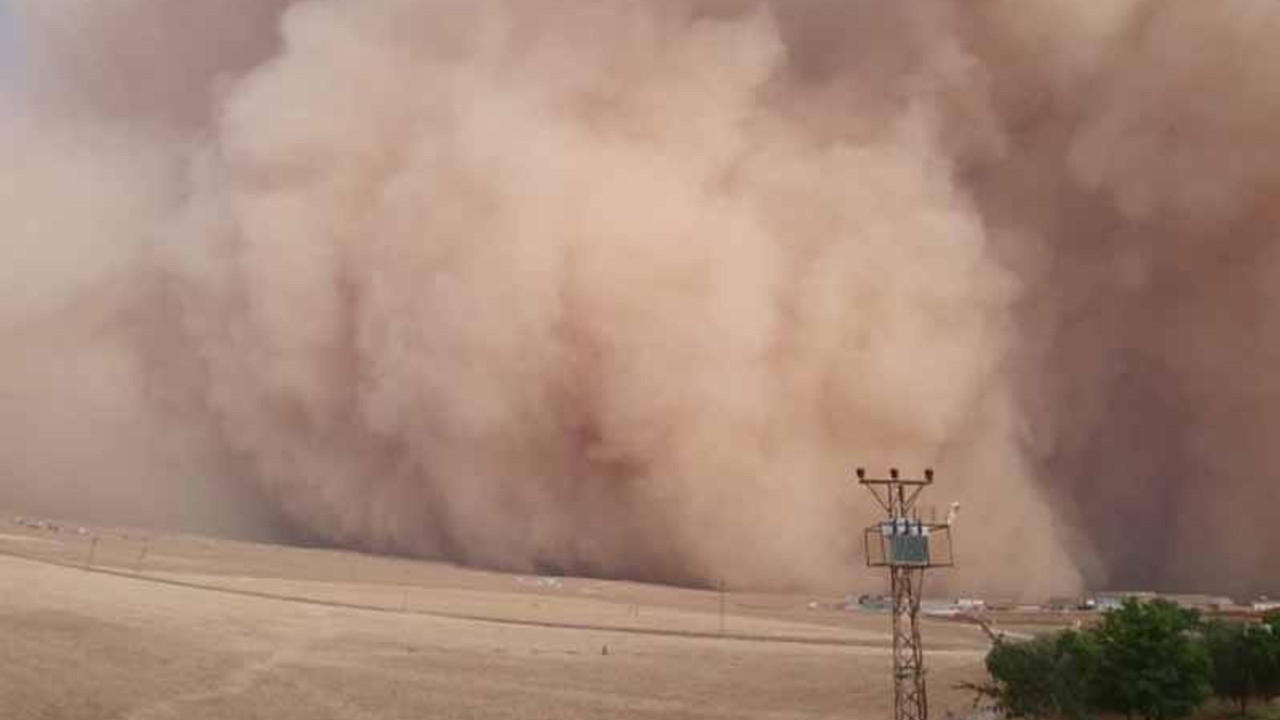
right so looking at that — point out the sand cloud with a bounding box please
[2,0,1275,598]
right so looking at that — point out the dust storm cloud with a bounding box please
[0,1,1274,597]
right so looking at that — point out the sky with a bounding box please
[0,1,15,74]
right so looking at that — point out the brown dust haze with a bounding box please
[1,1,1277,598]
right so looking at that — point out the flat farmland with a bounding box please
[0,516,990,719]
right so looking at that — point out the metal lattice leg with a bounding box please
[891,567,927,720]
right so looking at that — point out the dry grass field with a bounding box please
[0,515,992,719]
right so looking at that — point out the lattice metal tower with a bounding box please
[857,467,955,720]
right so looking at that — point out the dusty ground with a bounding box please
[0,515,991,719]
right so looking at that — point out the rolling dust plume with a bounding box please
[1,0,1276,598]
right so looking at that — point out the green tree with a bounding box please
[1255,615,1280,704]
[1092,599,1210,720]
[972,630,1100,719]
[1204,619,1280,715]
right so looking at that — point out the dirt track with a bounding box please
[0,519,989,719]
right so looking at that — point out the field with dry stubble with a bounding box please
[0,515,991,719]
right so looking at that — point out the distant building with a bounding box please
[1163,594,1237,612]
[1047,596,1085,612]
[1091,594,1126,612]
[1252,597,1280,613]
[1088,591,1158,611]
[920,599,961,617]
[1084,592,1237,613]
[856,594,892,612]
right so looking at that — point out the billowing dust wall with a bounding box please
[0,1,1275,597]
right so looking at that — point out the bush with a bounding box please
[1204,618,1280,715]
[971,599,1215,720]
[970,601,1280,719]
[977,630,1100,719]
[1091,599,1211,720]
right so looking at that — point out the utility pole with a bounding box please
[857,467,955,720]
[135,537,150,574]
[718,579,726,635]
[85,535,99,571]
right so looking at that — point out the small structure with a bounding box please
[920,600,961,618]
[1164,594,1236,612]
[856,594,893,612]
[1089,591,1157,611]
[1251,596,1280,613]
